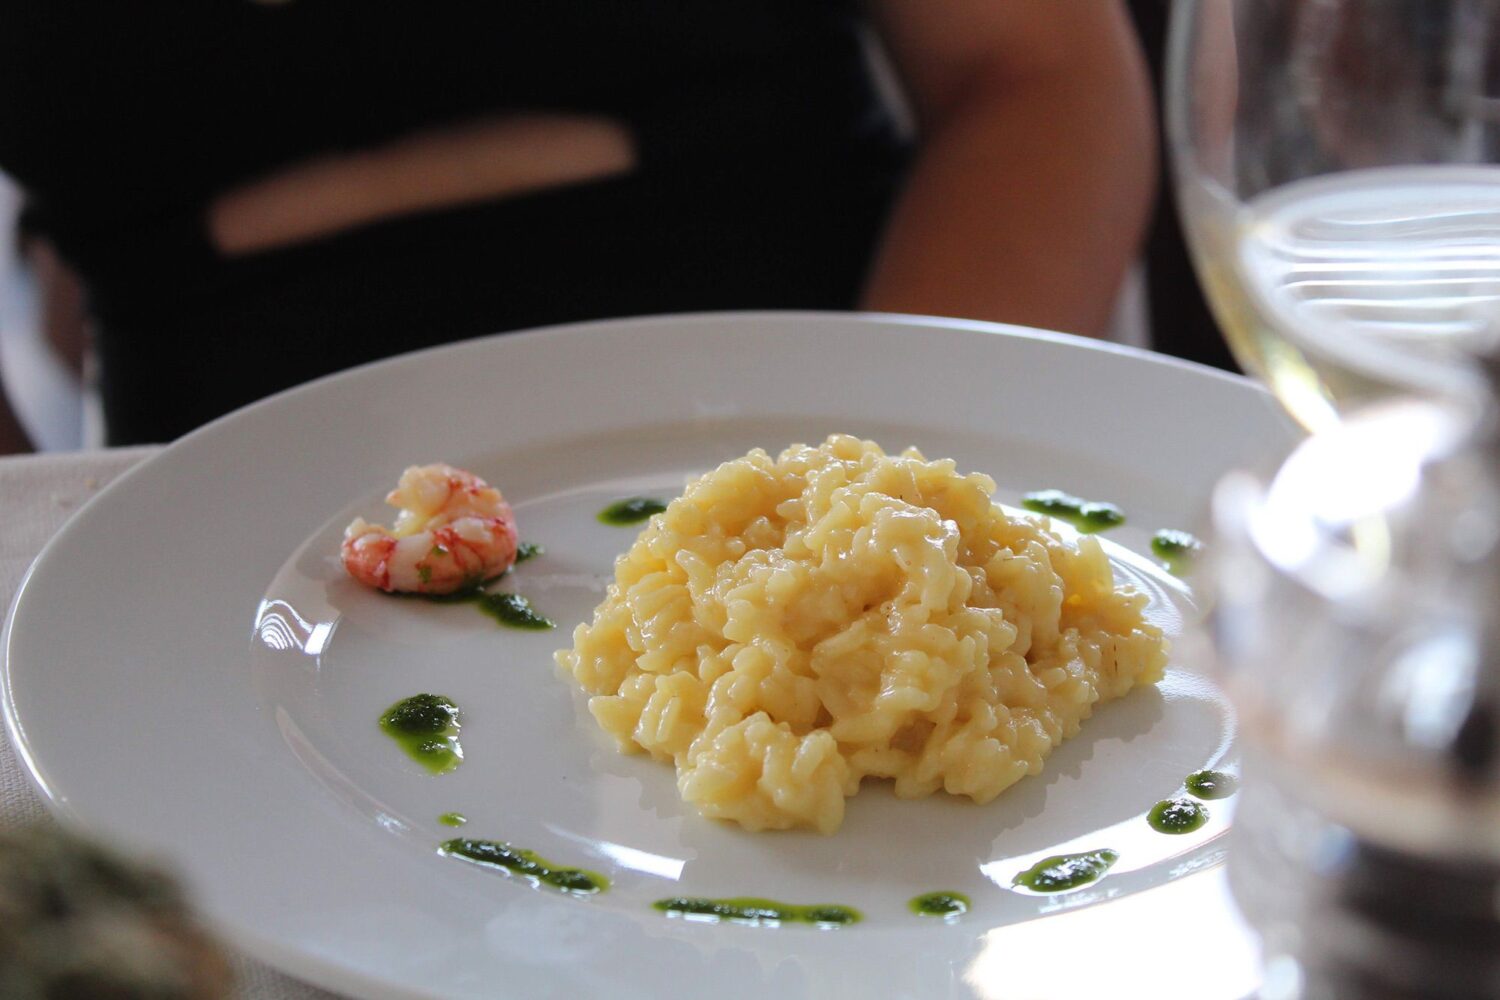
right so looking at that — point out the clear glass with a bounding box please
[1208,395,1500,997]
[1168,0,1500,431]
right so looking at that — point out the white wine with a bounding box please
[1197,166,1500,430]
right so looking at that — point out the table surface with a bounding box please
[0,447,340,1000]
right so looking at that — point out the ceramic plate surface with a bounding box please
[3,313,1294,999]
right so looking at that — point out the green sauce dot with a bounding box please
[382,693,457,735]
[549,870,604,893]
[514,541,543,563]
[653,897,860,927]
[476,592,556,630]
[802,905,860,926]
[1021,490,1125,533]
[1012,849,1119,892]
[441,838,608,894]
[438,812,467,827]
[1185,769,1239,800]
[379,695,462,774]
[1151,529,1203,574]
[599,497,668,525]
[910,891,970,918]
[1148,797,1209,834]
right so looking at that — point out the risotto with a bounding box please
[556,436,1168,834]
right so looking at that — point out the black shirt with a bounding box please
[0,1,911,443]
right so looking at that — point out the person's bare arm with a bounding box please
[861,0,1155,337]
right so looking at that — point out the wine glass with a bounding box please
[1167,0,1500,432]
[1209,391,1500,997]
[1170,4,1500,993]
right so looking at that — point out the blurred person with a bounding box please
[1125,0,1238,374]
[0,0,1154,450]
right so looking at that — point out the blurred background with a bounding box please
[0,0,1223,453]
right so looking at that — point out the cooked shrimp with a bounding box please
[342,464,518,594]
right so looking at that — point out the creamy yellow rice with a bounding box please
[557,435,1167,834]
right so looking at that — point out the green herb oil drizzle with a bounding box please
[1151,530,1203,575]
[379,694,462,774]
[1021,490,1126,533]
[910,891,970,918]
[599,497,668,525]
[404,579,555,629]
[1148,797,1209,834]
[1012,850,1120,892]
[476,592,556,630]
[441,838,608,894]
[1185,769,1239,800]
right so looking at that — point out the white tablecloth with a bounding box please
[0,448,340,1000]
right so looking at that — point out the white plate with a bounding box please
[2,313,1294,999]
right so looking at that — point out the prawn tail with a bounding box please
[342,528,397,592]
